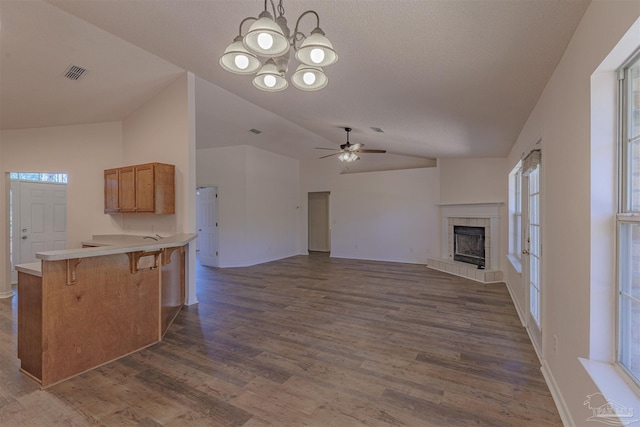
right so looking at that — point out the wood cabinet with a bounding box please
[104,163,175,214]
[104,168,119,213]
[17,244,187,387]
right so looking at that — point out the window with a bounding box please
[9,172,68,183]
[618,50,640,383]
[508,162,523,270]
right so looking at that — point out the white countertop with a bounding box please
[34,233,197,261]
[15,262,42,277]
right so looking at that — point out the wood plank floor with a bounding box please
[0,252,562,426]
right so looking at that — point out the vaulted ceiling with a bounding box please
[1,0,590,162]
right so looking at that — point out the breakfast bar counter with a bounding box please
[16,233,196,387]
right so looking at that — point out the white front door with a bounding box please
[196,187,219,267]
[19,181,67,264]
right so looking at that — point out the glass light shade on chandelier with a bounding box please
[243,10,290,57]
[253,59,288,91]
[219,0,338,92]
[295,28,337,67]
[219,35,261,74]
[292,64,327,91]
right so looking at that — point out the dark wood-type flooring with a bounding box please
[0,252,562,426]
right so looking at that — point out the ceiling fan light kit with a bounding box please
[317,127,387,162]
[338,152,359,163]
[220,0,338,92]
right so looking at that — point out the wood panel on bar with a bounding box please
[17,246,186,387]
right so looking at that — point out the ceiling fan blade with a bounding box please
[358,149,387,154]
[319,152,341,159]
[315,147,338,151]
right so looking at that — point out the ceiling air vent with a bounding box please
[63,64,89,81]
[249,128,262,135]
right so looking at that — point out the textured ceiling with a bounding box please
[1,0,591,162]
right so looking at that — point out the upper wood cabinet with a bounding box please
[104,163,175,214]
[104,168,120,214]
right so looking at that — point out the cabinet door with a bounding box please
[118,166,136,212]
[104,169,119,213]
[135,164,155,213]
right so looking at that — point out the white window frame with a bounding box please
[508,162,523,272]
[528,164,541,327]
[617,49,640,385]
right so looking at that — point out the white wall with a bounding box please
[300,159,440,264]
[196,145,299,267]
[504,2,640,424]
[196,145,247,267]
[246,147,300,263]
[122,73,195,237]
[439,158,507,204]
[122,72,197,304]
[1,122,125,247]
[439,157,508,271]
[0,73,197,304]
[0,122,124,297]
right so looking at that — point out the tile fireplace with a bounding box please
[427,203,503,283]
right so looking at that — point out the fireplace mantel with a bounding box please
[439,202,503,218]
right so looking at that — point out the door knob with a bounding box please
[522,249,529,255]
[21,235,27,240]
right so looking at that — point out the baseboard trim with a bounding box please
[541,360,575,427]
[330,253,430,265]
[220,252,300,268]
[504,279,526,327]
[184,296,199,306]
[0,290,14,299]
[505,280,569,424]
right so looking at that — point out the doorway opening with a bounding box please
[196,186,219,267]
[308,191,330,253]
[9,172,68,284]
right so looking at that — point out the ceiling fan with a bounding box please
[316,127,387,162]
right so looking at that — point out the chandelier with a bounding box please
[219,0,338,92]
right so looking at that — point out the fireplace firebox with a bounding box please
[453,225,485,269]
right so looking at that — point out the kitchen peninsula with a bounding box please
[15,233,196,388]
